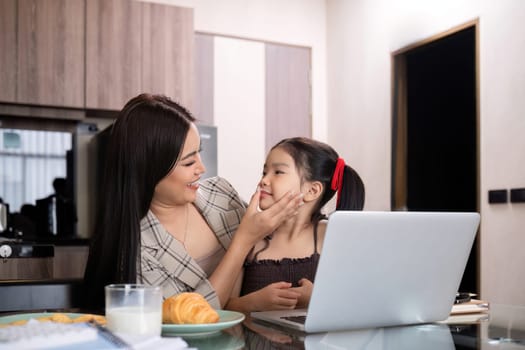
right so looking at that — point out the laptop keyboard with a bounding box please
[281,315,307,325]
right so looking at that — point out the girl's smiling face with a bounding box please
[258,147,303,210]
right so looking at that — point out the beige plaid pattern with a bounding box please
[138,177,246,309]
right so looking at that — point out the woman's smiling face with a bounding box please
[153,124,206,206]
[258,147,303,210]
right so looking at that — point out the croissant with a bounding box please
[162,292,220,324]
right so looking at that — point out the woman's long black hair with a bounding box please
[272,137,365,227]
[83,94,195,312]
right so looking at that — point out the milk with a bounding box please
[106,306,162,336]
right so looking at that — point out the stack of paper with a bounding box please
[441,299,490,324]
[451,299,489,315]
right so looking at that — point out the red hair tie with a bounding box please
[330,158,345,206]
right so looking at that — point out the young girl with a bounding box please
[226,137,365,313]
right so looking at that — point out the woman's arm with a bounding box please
[209,189,303,307]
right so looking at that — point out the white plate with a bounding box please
[162,310,245,338]
[0,312,88,324]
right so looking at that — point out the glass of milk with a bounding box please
[105,284,162,337]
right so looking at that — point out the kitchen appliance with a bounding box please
[196,124,218,179]
[0,201,9,235]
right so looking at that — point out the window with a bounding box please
[0,129,71,212]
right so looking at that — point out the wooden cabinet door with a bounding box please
[194,33,214,125]
[86,0,142,110]
[0,257,53,279]
[53,245,89,279]
[142,4,194,111]
[265,44,311,152]
[17,0,85,107]
[0,0,17,103]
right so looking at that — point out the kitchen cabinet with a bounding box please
[0,242,54,279]
[85,0,142,111]
[86,0,194,111]
[0,257,53,280]
[53,245,89,279]
[265,43,311,151]
[194,33,214,125]
[16,0,85,107]
[142,3,194,111]
[0,244,88,280]
[0,0,17,103]
[0,0,193,112]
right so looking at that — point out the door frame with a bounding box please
[390,18,480,213]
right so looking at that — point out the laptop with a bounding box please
[251,211,480,333]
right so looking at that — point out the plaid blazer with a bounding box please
[138,177,247,309]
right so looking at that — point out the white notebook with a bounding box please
[251,211,480,333]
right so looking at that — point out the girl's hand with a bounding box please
[238,189,303,244]
[291,278,314,309]
[253,282,300,311]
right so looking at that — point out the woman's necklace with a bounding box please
[174,204,189,249]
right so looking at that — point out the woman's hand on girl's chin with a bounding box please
[238,189,303,243]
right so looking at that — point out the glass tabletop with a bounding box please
[180,304,525,350]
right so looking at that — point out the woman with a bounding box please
[83,94,302,312]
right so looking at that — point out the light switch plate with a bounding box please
[488,189,507,204]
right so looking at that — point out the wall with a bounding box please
[326,0,525,305]
[140,0,326,200]
[140,0,525,305]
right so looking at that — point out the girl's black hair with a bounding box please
[83,93,195,312]
[272,137,365,226]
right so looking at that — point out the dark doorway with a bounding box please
[392,23,478,294]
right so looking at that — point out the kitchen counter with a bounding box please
[0,238,54,258]
[0,235,89,247]
[0,278,84,313]
[0,238,89,280]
